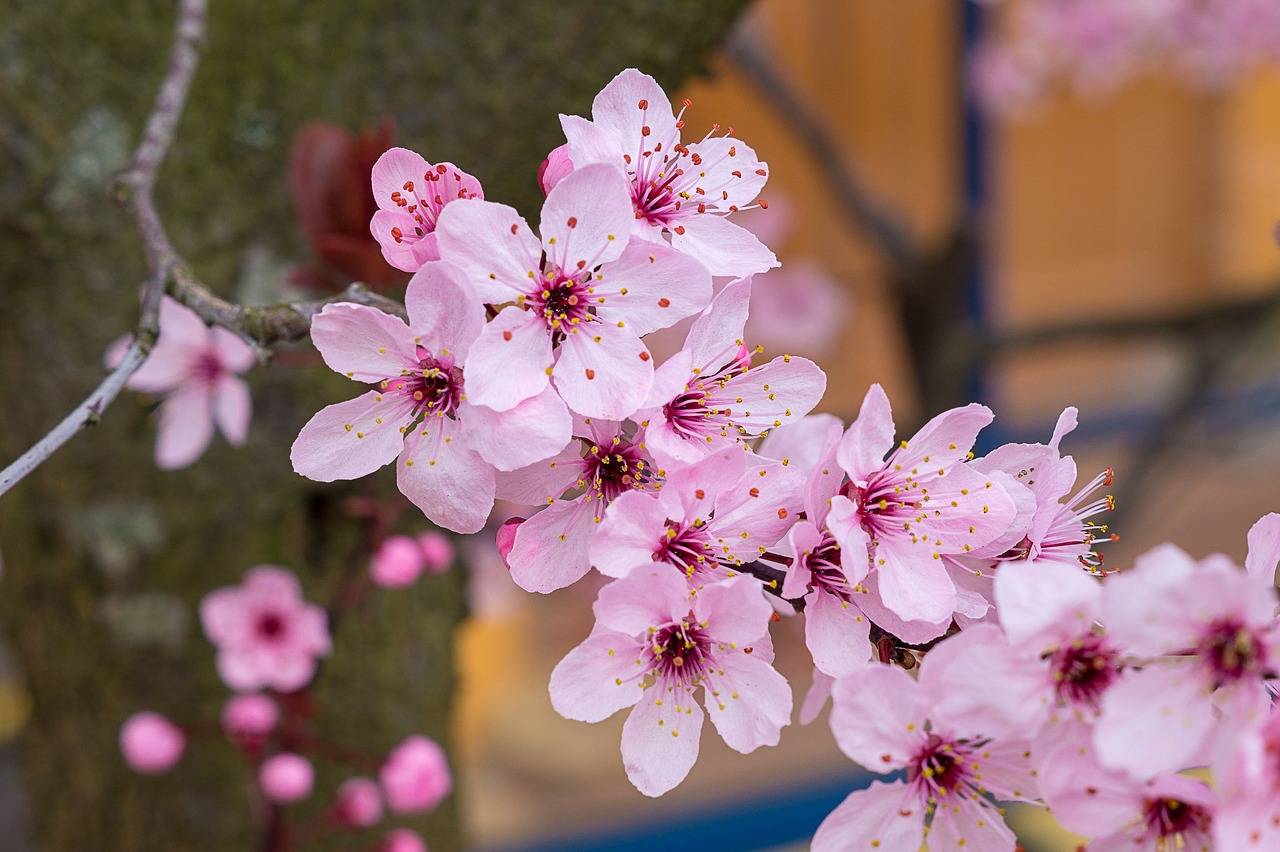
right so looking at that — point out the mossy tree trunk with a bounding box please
[0,1,750,848]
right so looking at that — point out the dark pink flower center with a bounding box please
[386,166,479,245]
[1139,795,1212,842]
[255,611,287,642]
[802,531,852,602]
[529,272,593,337]
[1198,619,1270,687]
[661,345,753,441]
[653,519,717,581]
[846,474,922,541]
[385,349,462,419]
[907,734,976,801]
[1046,632,1120,709]
[192,350,227,385]
[649,620,712,682]
[584,438,653,503]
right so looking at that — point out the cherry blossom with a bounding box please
[815,657,1038,851]
[291,262,571,533]
[559,68,777,278]
[199,566,332,693]
[382,830,428,852]
[434,163,711,420]
[369,147,483,273]
[1213,701,1280,850]
[220,693,279,748]
[333,777,383,827]
[380,735,452,813]
[591,444,804,586]
[549,568,791,796]
[1094,527,1280,779]
[825,384,1018,629]
[260,753,314,804]
[106,295,255,470]
[499,416,658,593]
[639,278,827,466]
[119,711,185,775]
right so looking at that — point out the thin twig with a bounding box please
[0,0,208,497]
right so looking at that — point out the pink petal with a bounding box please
[590,69,679,155]
[403,262,486,360]
[722,355,827,435]
[591,490,669,579]
[593,241,712,336]
[829,663,927,769]
[594,566,690,636]
[310,302,417,382]
[925,797,1017,852]
[462,309,552,412]
[212,375,251,446]
[395,419,495,534]
[291,391,410,482]
[371,147,431,214]
[922,623,1048,740]
[538,142,574,195]
[799,668,834,725]
[371,209,437,272]
[243,565,303,598]
[540,163,632,271]
[559,113,622,169]
[1034,719,1137,837]
[811,781,924,852]
[552,322,653,420]
[837,384,895,480]
[463,387,571,472]
[896,402,994,471]
[434,198,542,304]
[548,626,645,722]
[804,589,873,678]
[669,215,778,278]
[210,326,257,373]
[687,136,768,209]
[782,522,824,599]
[1100,543,1202,656]
[665,445,746,518]
[507,499,597,593]
[200,587,248,645]
[704,463,806,566]
[687,278,750,369]
[1246,512,1280,587]
[620,690,703,797]
[757,413,845,478]
[825,496,871,585]
[872,542,958,625]
[115,335,189,394]
[155,383,215,470]
[704,651,791,753]
[994,560,1100,648]
[853,571,952,644]
[1094,664,1215,780]
[494,446,585,506]
[692,575,774,647]
[157,296,211,348]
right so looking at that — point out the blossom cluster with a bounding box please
[971,0,1280,115]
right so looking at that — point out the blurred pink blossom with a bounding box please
[220,694,279,746]
[417,530,454,574]
[333,776,383,827]
[199,566,332,693]
[119,711,185,775]
[379,735,452,813]
[382,829,428,852]
[370,534,427,588]
[105,296,255,470]
[259,753,314,805]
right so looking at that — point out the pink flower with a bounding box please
[382,829,428,852]
[333,776,383,827]
[379,735,452,813]
[559,68,778,278]
[199,566,332,693]
[537,143,573,195]
[815,657,1037,851]
[370,534,426,588]
[260,753,314,805]
[1038,719,1217,850]
[591,445,804,586]
[434,163,712,419]
[499,417,659,593]
[1213,703,1280,850]
[824,384,1018,626]
[119,711,185,775]
[106,296,255,469]
[1094,527,1280,779]
[549,568,791,796]
[291,262,572,534]
[220,693,279,746]
[369,147,483,273]
[639,279,827,466]
[417,530,454,574]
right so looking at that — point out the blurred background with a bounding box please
[3,1,1280,850]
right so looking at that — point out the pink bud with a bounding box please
[119,711,185,775]
[333,776,383,827]
[221,694,279,745]
[379,735,452,813]
[495,518,524,572]
[260,753,314,804]
[382,828,428,852]
[370,535,427,587]
[537,143,574,195]
[417,531,454,574]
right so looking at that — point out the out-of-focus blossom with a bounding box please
[379,735,452,813]
[259,753,314,804]
[382,829,428,852]
[106,296,255,470]
[220,693,279,746]
[370,534,427,588]
[199,566,332,693]
[417,530,454,574]
[333,776,383,827]
[288,119,408,291]
[119,711,185,775]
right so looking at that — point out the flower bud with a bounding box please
[333,776,383,827]
[220,694,279,747]
[119,711,185,775]
[417,531,454,574]
[370,535,426,588]
[379,735,452,813]
[260,753,314,804]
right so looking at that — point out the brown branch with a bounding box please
[0,0,208,497]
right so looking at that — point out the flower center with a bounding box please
[907,734,974,801]
[1139,796,1212,842]
[192,350,226,385]
[803,532,852,602]
[1046,632,1119,709]
[1199,619,1269,686]
[847,474,922,541]
[585,439,652,503]
[649,620,711,683]
[654,520,716,580]
[255,612,286,641]
[529,273,593,335]
[385,349,463,419]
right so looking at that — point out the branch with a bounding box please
[0,0,208,497]
[724,27,919,269]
